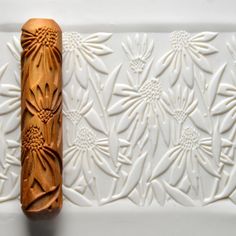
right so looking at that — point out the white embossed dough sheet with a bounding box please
[0,0,236,235]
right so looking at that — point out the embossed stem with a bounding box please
[20,18,62,219]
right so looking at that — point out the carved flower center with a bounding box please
[22,126,45,152]
[170,31,190,51]
[130,57,146,73]
[173,109,187,123]
[35,27,57,48]
[74,127,96,151]
[179,127,200,151]
[65,110,81,124]
[38,109,53,123]
[63,32,82,52]
[139,78,162,104]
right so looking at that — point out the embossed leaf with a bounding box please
[182,56,194,88]
[5,110,20,134]
[63,185,92,206]
[84,108,107,134]
[163,181,195,206]
[189,109,211,134]
[75,63,88,89]
[196,151,220,178]
[211,99,231,115]
[218,83,236,97]
[154,51,175,77]
[169,155,186,186]
[208,64,226,108]
[159,119,170,146]
[128,189,140,205]
[152,180,166,206]
[186,154,198,191]
[139,58,154,85]
[0,63,8,80]
[103,64,122,108]
[116,108,138,133]
[108,123,119,163]
[114,152,147,198]
[151,146,182,180]
[212,120,221,164]
[118,153,132,165]
[149,124,159,157]
[220,153,234,165]
[133,119,148,145]
[0,177,20,202]
[64,158,82,187]
[169,52,181,86]
[216,165,236,199]
[92,150,118,178]
[108,98,128,115]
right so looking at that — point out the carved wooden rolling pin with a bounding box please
[20,19,62,219]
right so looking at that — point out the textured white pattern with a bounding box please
[0,31,236,207]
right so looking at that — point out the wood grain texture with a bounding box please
[20,18,62,219]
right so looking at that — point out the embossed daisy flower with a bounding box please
[151,127,219,189]
[108,76,169,133]
[63,84,107,135]
[122,34,154,73]
[63,125,118,188]
[164,85,198,124]
[155,31,218,87]
[63,86,92,126]
[62,32,113,88]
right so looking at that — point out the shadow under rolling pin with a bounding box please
[20,18,62,219]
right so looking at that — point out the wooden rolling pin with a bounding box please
[20,18,62,219]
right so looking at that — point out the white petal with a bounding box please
[188,49,212,73]
[220,110,235,133]
[83,43,113,55]
[211,98,233,115]
[84,33,112,43]
[190,32,218,42]
[81,50,108,74]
